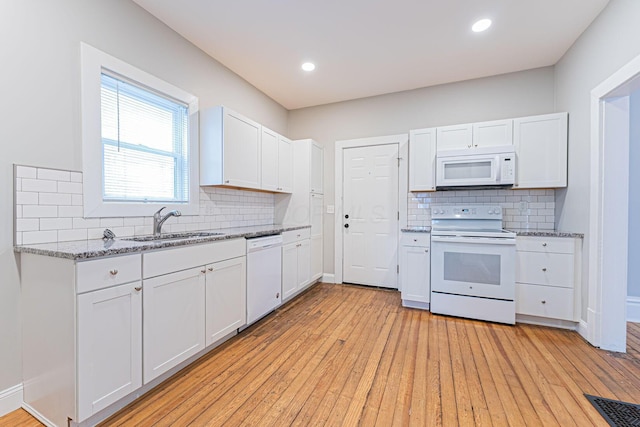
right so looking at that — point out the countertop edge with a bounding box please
[512,230,584,238]
[14,225,311,260]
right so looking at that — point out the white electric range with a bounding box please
[430,205,516,324]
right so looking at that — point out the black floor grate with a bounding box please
[585,394,640,426]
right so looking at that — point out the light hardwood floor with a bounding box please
[3,283,640,426]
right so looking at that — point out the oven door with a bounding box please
[430,235,515,300]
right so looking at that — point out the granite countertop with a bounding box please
[14,224,311,260]
[401,226,432,233]
[511,230,584,238]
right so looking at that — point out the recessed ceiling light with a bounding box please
[472,18,492,33]
[301,62,316,72]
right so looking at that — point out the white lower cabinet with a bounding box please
[205,256,246,346]
[77,281,142,421]
[143,267,206,384]
[515,236,581,324]
[400,232,431,309]
[282,229,312,301]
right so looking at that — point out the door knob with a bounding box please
[345,214,349,219]
[344,224,349,228]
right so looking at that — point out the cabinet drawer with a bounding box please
[516,236,574,254]
[76,254,141,294]
[143,239,245,278]
[516,251,574,288]
[282,228,311,245]
[401,232,430,247]
[516,283,574,321]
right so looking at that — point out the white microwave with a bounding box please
[435,146,515,189]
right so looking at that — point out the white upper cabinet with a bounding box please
[311,141,323,194]
[200,106,262,189]
[409,127,436,192]
[436,124,472,151]
[261,128,292,193]
[513,112,568,189]
[472,119,513,148]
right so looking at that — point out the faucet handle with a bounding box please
[154,207,166,217]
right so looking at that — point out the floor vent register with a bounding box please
[585,394,640,426]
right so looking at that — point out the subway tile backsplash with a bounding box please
[408,189,555,230]
[14,165,275,245]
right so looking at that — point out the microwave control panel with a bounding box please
[500,155,515,182]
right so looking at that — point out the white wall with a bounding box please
[628,89,640,297]
[288,67,556,274]
[0,0,287,394]
[554,0,640,319]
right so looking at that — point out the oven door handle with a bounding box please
[431,236,516,245]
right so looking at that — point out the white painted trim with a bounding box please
[334,134,409,285]
[515,314,578,330]
[80,42,200,218]
[588,52,640,352]
[0,383,23,417]
[578,319,589,340]
[22,402,56,427]
[322,273,335,284]
[627,296,640,322]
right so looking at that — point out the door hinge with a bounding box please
[397,211,400,220]
[397,265,399,274]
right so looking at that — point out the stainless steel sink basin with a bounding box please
[124,232,224,242]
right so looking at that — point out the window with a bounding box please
[81,43,199,217]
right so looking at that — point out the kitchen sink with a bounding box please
[124,232,224,242]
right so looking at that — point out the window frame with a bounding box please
[80,42,199,217]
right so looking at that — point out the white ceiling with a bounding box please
[132,0,610,110]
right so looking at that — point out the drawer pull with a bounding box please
[541,300,546,304]
[208,267,214,272]
[134,286,142,292]
[542,243,547,247]
[109,269,118,276]
[542,268,547,272]
[201,269,206,274]
[413,239,418,242]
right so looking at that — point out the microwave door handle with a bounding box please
[494,156,501,183]
[431,236,515,245]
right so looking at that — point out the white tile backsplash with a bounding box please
[14,165,276,245]
[408,188,556,230]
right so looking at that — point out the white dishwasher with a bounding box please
[246,234,283,325]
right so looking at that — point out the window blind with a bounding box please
[100,72,190,203]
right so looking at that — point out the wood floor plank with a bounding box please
[9,285,640,427]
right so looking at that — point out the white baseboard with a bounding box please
[627,296,640,322]
[578,319,589,341]
[322,273,335,284]
[0,383,23,417]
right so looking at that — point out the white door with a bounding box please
[77,282,142,421]
[143,267,205,384]
[343,144,399,288]
[205,256,246,346]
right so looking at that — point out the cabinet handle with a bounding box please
[134,286,142,292]
[474,144,478,148]
[541,300,547,304]
[201,269,206,274]
[542,243,547,247]
[542,268,547,272]
[225,180,230,183]
[413,239,418,242]
[109,269,118,276]
[425,249,429,253]
[208,267,214,272]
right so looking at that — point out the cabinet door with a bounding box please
[282,242,298,300]
[278,136,293,193]
[143,267,205,384]
[205,257,247,346]
[310,194,323,236]
[409,128,436,191]
[77,282,142,420]
[472,119,513,148]
[297,239,312,289]
[400,245,430,303]
[310,234,323,281]
[223,109,261,188]
[261,127,279,191]
[311,142,323,194]
[513,112,568,188]
[436,124,472,151]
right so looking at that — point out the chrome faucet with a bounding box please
[153,207,182,237]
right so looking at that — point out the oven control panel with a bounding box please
[432,205,503,220]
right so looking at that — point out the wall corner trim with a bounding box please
[0,383,23,417]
